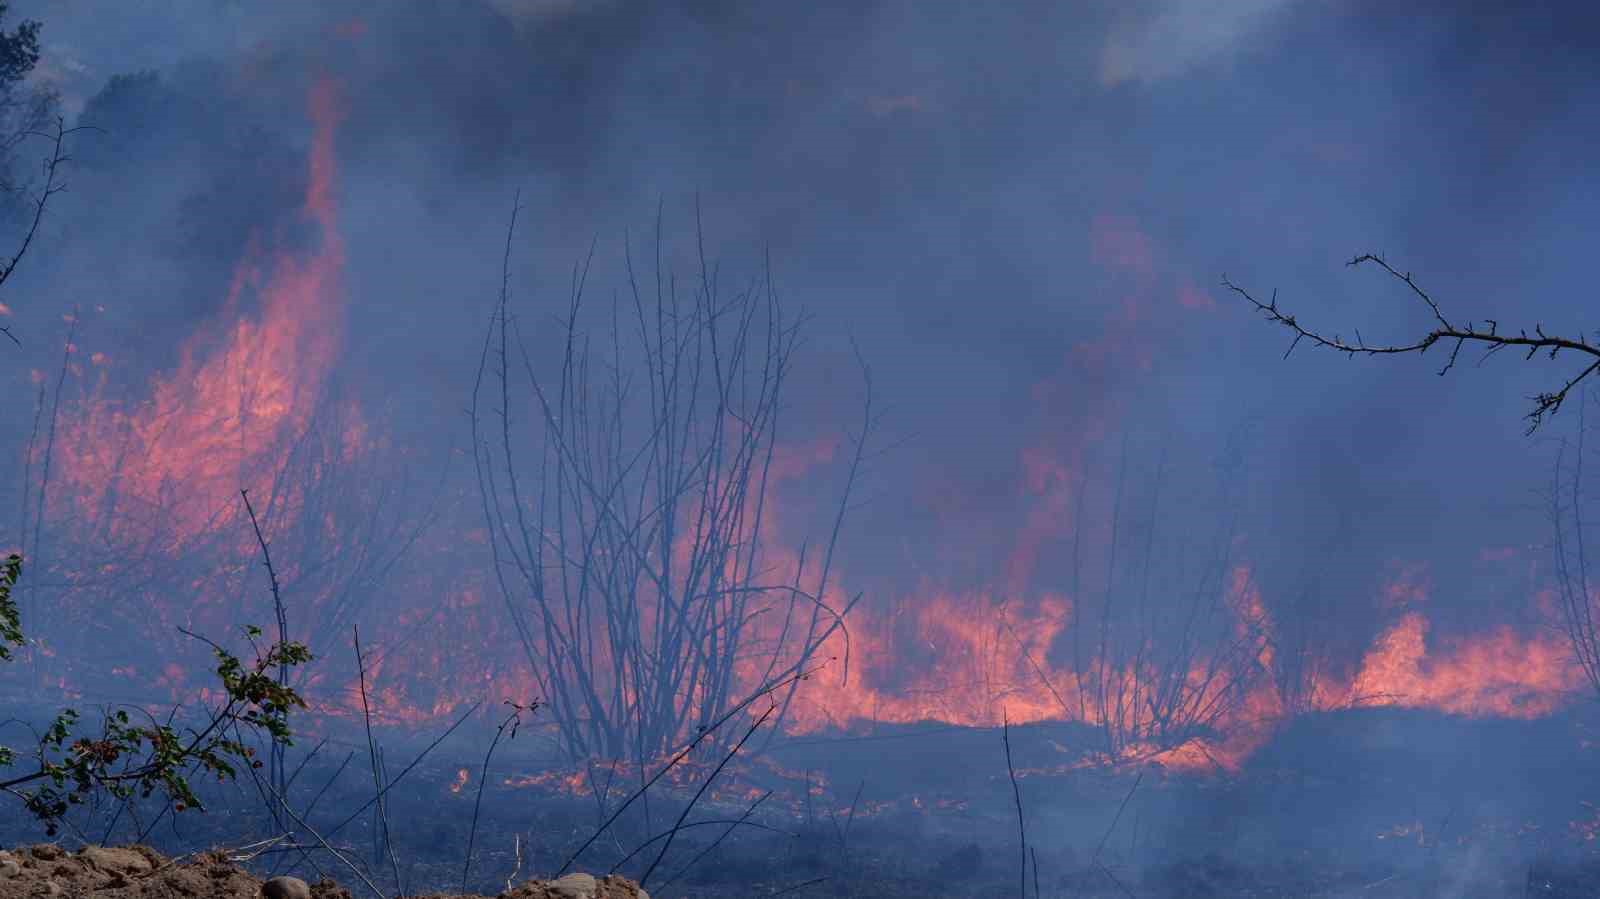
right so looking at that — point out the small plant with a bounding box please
[0,552,22,659]
[0,552,313,835]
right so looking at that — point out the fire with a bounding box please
[4,75,404,706]
[53,77,349,548]
[1342,612,1579,718]
[773,567,1275,771]
[13,99,1592,789]
[767,557,1581,772]
[778,591,1078,731]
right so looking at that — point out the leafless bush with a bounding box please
[1070,433,1272,761]
[472,203,868,762]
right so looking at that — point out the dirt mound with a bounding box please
[0,845,647,899]
[0,844,278,898]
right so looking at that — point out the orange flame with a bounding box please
[54,77,348,548]
[764,557,1580,773]
[1342,612,1578,718]
[20,116,1591,784]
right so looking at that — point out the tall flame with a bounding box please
[53,78,347,548]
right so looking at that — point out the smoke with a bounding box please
[1098,0,1302,86]
[1,0,1598,750]
[483,0,611,23]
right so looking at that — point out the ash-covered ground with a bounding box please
[5,692,1600,898]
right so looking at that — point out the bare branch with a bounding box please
[0,118,96,346]
[1225,254,1600,432]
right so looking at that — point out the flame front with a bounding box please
[768,557,1581,772]
[1344,611,1577,719]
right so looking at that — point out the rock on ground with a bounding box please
[262,874,313,899]
[497,872,651,899]
[0,844,648,899]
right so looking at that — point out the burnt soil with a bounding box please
[6,703,1600,896]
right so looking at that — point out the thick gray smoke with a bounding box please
[3,0,1597,685]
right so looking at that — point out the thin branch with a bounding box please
[639,704,774,888]
[1094,771,1144,863]
[556,666,818,877]
[462,700,534,891]
[1225,254,1600,431]
[656,789,775,893]
[241,489,291,822]
[0,119,95,339]
[352,626,402,894]
[1003,713,1027,899]
[769,876,828,896]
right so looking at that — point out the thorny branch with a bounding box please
[1224,253,1600,433]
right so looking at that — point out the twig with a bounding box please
[227,833,294,862]
[0,119,90,352]
[607,817,793,876]
[283,737,327,795]
[1097,860,1138,899]
[1094,771,1145,863]
[656,789,774,893]
[26,308,74,608]
[303,749,355,823]
[1003,713,1027,899]
[267,777,389,899]
[638,704,775,888]
[463,700,535,891]
[770,876,827,896]
[314,702,481,843]
[840,779,864,860]
[0,119,85,295]
[352,626,403,894]
[1224,255,1600,432]
[276,749,349,880]
[556,667,816,877]
[241,490,291,807]
[505,834,523,893]
[803,769,814,832]
[16,380,43,613]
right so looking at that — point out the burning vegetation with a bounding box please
[1,3,1600,898]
